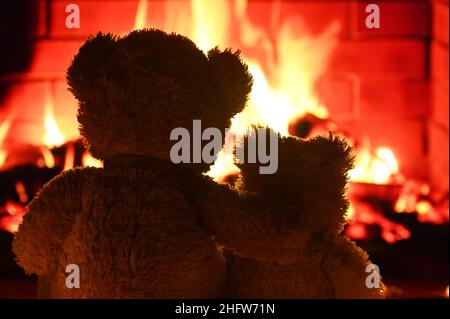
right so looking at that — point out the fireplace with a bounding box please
[0,0,448,298]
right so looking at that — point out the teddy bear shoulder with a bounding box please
[321,235,386,298]
[13,167,98,276]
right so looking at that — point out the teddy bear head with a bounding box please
[236,132,354,233]
[67,29,252,172]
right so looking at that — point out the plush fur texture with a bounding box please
[226,134,385,298]
[186,133,385,298]
[14,167,226,298]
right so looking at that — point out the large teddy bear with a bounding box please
[12,29,255,298]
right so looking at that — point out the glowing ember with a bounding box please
[395,180,449,224]
[15,181,28,203]
[345,202,411,244]
[345,222,367,241]
[0,202,26,233]
[43,84,65,148]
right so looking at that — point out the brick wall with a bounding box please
[248,0,433,179]
[0,0,444,186]
[430,0,449,191]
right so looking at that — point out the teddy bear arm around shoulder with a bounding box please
[12,167,93,277]
[200,133,355,265]
[190,172,307,265]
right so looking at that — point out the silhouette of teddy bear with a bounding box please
[180,129,384,298]
[221,133,385,298]
[12,29,253,298]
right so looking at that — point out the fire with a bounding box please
[159,0,445,244]
[144,0,402,189]
[0,0,446,245]
[82,152,103,168]
[169,0,340,181]
[349,142,401,185]
[15,182,28,203]
[0,114,13,168]
[43,83,64,148]
[63,142,76,171]
[133,0,148,31]
[394,180,449,224]
[37,146,55,168]
[190,0,229,52]
[345,202,411,244]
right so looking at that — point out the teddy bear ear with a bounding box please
[67,32,117,102]
[207,47,253,116]
[233,126,282,192]
[306,134,355,175]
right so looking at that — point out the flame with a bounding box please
[349,142,401,185]
[160,1,416,244]
[0,114,13,168]
[190,0,229,52]
[133,0,148,30]
[0,150,6,168]
[38,146,55,168]
[63,143,76,171]
[185,0,339,181]
[82,152,103,168]
[43,84,64,148]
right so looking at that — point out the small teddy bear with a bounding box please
[227,133,385,298]
[12,29,254,298]
[188,132,385,298]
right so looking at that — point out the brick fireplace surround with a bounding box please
[0,0,448,192]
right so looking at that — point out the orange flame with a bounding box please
[37,146,55,168]
[133,0,148,30]
[349,141,402,185]
[0,114,13,168]
[82,152,103,168]
[63,143,76,171]
[43,83,64,148]
[187,0,340,181]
